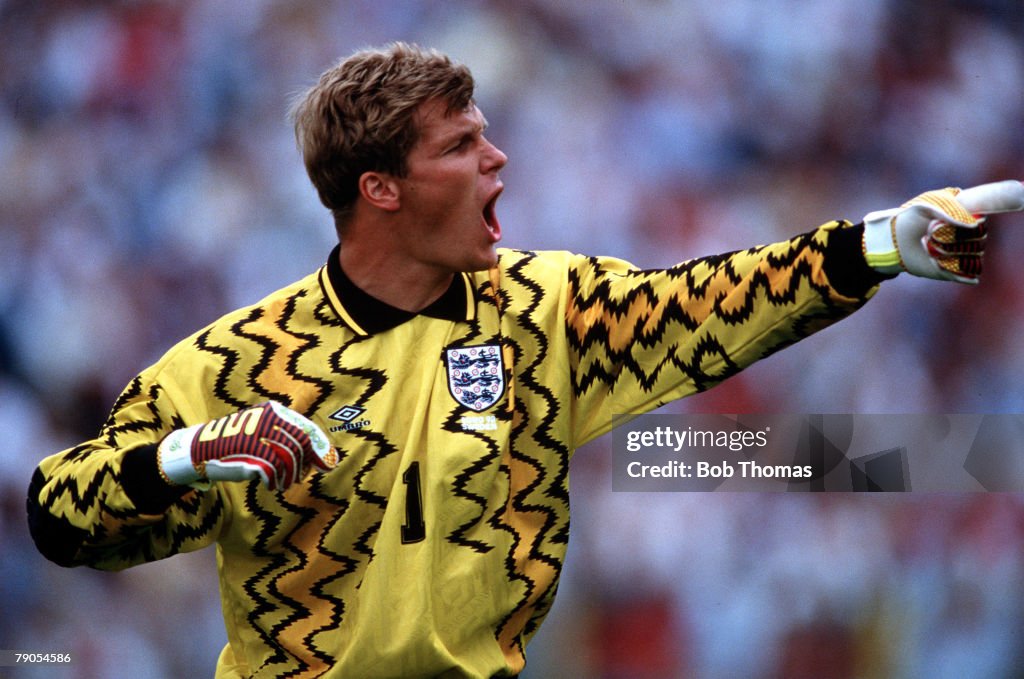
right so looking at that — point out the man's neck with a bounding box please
[337,243,455,313]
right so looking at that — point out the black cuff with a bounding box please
[822,222,896,298]
[121,444,191,514]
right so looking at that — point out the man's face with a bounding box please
[393,99,507,273]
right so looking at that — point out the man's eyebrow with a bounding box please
[462,113,487,134]
[439,115,487,146]
[463,105,487,131]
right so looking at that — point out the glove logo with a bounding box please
[197,406,263,442]
[445,344,505,412]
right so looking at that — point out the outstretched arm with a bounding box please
[567,219,883,445]
[567,180,1024,445]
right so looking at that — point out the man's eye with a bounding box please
[447,138,471,154]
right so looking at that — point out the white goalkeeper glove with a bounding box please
[157,401,338,491]
[862,180,1024,284]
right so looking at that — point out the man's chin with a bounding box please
[462,249,499,273]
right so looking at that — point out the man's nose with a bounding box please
[482,138,508,172]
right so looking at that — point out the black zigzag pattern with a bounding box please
[259,489,322,679]
[567,260,698,395]
[279,291,334,415]
[493,251,571,660]
[53,381,165,518]
[232,309,373,676]
[243,333,393,675]
[32,379,217,568]
[448,431,502,554]
[442,311,501,555]
[232,292,329,409]
[567,232,854,399]
[102,380,178,445]
[244,480,303,676]
[324,340,390,568]
[31,233,875,674]
[86,490,224,565]
[303,476,355,668]
[195,323,251,411]
[300,300,363,664]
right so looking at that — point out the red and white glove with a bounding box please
[157,401,338,491]
[862,180,1024,284]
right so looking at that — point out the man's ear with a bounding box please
[358,171,401,212]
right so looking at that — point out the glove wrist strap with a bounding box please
[157,424,204,486]
[862,208,904,274]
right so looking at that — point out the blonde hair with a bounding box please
[290,42,475,230]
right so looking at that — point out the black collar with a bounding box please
[318,245,476,335]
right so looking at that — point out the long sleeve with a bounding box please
[22,229,888,676]
[566,220,886,445]
[26,369,225,570]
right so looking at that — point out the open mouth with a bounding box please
[482,189,502,242]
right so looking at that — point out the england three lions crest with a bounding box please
[445,344,505,412]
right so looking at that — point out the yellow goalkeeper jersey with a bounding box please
[28,221,882,678]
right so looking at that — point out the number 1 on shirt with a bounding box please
[401,462,426,544]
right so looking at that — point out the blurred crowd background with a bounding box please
[3,1,1024,677]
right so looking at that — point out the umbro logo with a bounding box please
[328,405,370,432]
[330,405,365,422]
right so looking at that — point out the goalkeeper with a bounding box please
[26,42,1024,679]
